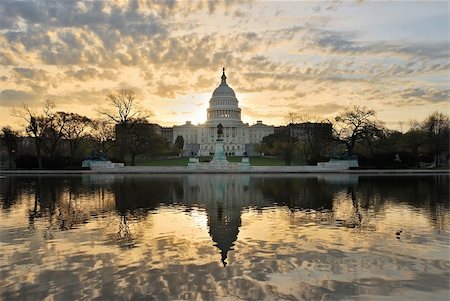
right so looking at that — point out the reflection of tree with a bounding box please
[0,176,18,209]
[252,176,335,210]
[336,187,376,230]
[1,174,449,255]
[114,215,134,248]
[112,175,185,215]
[28,177,40,231]
[355,175,449,231]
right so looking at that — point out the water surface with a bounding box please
[0,174,449,300]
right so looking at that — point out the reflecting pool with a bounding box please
[0,174,449,300]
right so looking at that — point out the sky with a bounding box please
[0,0,448,130]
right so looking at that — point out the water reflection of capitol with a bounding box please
[88,174,353,266]
[1,174,448,267]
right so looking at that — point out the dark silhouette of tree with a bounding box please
[97,90,149,124]
[175,135,184,153]
[422,111,449,168]
[284,112,299,166]
[89,120,116,157]
[402,121,427,167]
[42,111,68,160]
[333,106,383,156]
[129,122,166,165]
[295,114,333,164]
[12,100,55,169]
[60,113,91,161]
[97,89,151,161]
[127,120,154,166]
[0,127,19,169]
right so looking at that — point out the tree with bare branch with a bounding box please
[333,106,383,156]
[60,113,91,161]
[296,114,332,164]
[97,90,149,125]
[11,100,56,169]
[89,120,116,157]
[97,90,151,162]
[422,111,449,167]
[402,121,427,167]
[283,112,300,166]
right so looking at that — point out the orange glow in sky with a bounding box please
[0,1,448,130]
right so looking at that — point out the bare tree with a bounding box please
[296,114,332,164]
[90,120,116,157]
[284,112,300,166]
[60,113,91,161]
[333,106,383,156]
[97,90,149,125]
[96,89,151,162]
[422,111,449,168]
[11,100,56,169]
[42,111,68,160]
[402,121,427,167]
[127,120,154,166]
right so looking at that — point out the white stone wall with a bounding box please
[249,122,274,144]
[173,122,198,145]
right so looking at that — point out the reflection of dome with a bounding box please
[208,204,241,267]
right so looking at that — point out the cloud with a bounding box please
[64,67,117,81]
[300,28,449,60]
[13,67,49,81]
[0,0,447,128]
[155,83,186,99]
[400,88,450,105]
[0,89,37,106]
[241,106,278,120]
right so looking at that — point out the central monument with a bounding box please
[210,123,229,166]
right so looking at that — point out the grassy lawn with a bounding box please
[136,156,286,166]
[136,157,189,166]
[227,156,286,166]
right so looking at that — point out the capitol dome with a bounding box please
[207,68,241,123]
[212,69,236,97]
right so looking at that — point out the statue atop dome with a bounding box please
[212,68,236,98]
[221,67,227,86]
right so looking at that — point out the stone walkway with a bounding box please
[0,166,449,175]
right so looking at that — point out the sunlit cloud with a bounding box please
[0,0,448,128]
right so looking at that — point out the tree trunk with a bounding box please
[435,140,440,168]
[70,141,76,161]
[131,154,136,166]
[35,139,43,169]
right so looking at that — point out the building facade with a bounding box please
[173,69,274,156]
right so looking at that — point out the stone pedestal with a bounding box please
[240,157,250,171]
[187,158,200,169]
[83,160,124,169]
[317,159,359,169]
[210,141,229,167]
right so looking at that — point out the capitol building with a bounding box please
[173,68,274,156]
